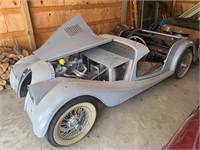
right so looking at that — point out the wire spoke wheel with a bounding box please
[177,52,192,78]
[58,106,90,140]
[175,49,193,79]
[46,98,97,147]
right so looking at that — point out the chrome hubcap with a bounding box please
[59,106,90,140]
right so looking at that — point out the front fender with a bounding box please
[25,79,93,137]
[10,55,39,91]
[16,60,55,98]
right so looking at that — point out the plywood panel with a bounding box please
[0,0,30,49]
[31,11,66,28]
[182,4,196,13]
[0,0,21,8]
[35,32,53,47]
[79,9,94,22]
[29,0,65,7]
[4,14,25,32]
[15,35,30,49]
[0,15,7,33]
[94,22,118,34]
[0,38,11,46]
[0,30,26,39]
[164,0,199,17]
[29,0,120,7]
[64,0,120,5]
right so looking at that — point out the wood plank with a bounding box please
[88,18,120,26]
[21,0,36,50]
[34,18,120,34]
[121,0,128,23]
[4,14,25,32]
[0,0,21,8]
[0,15,7,33]
[30,2,121,12]
[129,0,133,26]
[0,38,11,45]
[29,0,66,7]
[15,35,30,50]
[133,0,138,28]
[29,0,121,7]
[176,1,199,4]
[0,30,26,39]
[35,32,53,47]
[31,11,66,29]
[93,22,118,34]
[34,26,57,34]
[0,8,21,15]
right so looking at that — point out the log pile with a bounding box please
[0,40,30,91]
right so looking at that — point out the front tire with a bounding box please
[175,49,193,79]
[46,97,98,147]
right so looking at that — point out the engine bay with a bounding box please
[51,54,114,81]
[50,43,132,81]
[51,53,94,80]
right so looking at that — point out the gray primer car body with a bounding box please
[10,14,198,138]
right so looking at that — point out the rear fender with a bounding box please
[166,39,197,71]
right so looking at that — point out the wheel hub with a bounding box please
[180,63,188,68]
[58,106,90,140]
[177,52,192,78]
[68,116,79,127]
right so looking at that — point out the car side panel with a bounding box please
[25,71,173,138]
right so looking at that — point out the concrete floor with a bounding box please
[0,64,199,150]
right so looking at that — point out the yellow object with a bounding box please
[59,59,65,65]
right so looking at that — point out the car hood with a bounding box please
[33,14,112,61]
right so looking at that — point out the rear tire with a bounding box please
[46,96,98,147]
[175,49,193,79]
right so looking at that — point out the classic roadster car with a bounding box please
[10,14,198,147]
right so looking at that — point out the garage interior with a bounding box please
[0,0,199,149]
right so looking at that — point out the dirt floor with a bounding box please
[0,64,199,150]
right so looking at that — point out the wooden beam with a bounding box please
[129,1,133,26]
[30,2,121,13]
[121,0,128,23]
[133,0,138,28]
[0,30,26,39]
[0,8,21,15]
[34,18,120,34]
[21,0,36,50]
[176,1,199,4]
[88,18,120,26]
[34,26,57,34]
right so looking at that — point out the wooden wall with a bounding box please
[165,0,199,17]
[0,0,121,50]
[0,0,28,48]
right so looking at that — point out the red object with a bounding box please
[162,105,200,150]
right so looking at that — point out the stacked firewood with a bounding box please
[0,40,30,91]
